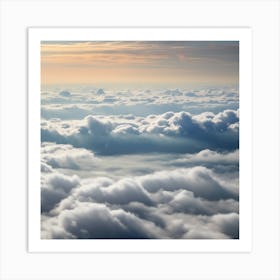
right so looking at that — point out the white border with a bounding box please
[1,1,279,279]
[28,27,252,253]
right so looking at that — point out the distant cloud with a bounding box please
[96,88,105,95]
[59,90,71,97]
[164,89,183,96]
[41,87,239,119]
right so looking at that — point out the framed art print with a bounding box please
[1,0,280,279]
[28,27,252,252]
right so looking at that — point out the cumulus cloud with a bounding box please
[41,142,97,170]
[41,161,54,173]
[42,202,166,239]
[164,89,183,96]
[172,149,239,167]
[41,109,239,155]
[169,190,239,215]
[210,213,239,239]
[139,166,238,200]
[41,173,80,213]
[72,177,154,206]
[41,165,239,239]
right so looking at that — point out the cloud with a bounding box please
[47,166,238,215]
[41,109,239,155]
[41,87,238,119]
[59,90,71,97]
[41,164,239,239]
[72,177,154,206]
[139,166,238,201]
[96,88,105,95]
[41,173,80,213]
[40,85,239,240]
[42,202,166,239]
[172,149,239,166]
[169,190,239,215]
[164,89,183,96]
[183,227,229,239]
[41,142,97,169]
[41,161,54,173]
[210,213,239,239]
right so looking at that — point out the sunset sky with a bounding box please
[41,41,239,88]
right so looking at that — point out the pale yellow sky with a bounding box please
[41,41,239,87]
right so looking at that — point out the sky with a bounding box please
[41,41,239,88]
[40,41,239,239]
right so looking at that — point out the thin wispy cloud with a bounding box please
[41,41,239,87]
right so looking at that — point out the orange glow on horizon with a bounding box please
[41,41,239,87]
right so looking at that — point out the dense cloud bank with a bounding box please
[41,86,239,239]
[41,109,239,155]
[41,158,239,239]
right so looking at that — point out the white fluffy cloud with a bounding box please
[72,177,154,206]
[139,167,238,200]
[41,109,239,155]
[40,86,239,239]
[169,190,239,215]
[41,165,239,239]
[42,202,167,239]
[172,149,238,166]
[41,142,97,170]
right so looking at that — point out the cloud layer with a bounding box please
[41,86,239,239]
[41,109,239,155]
[41,158,239,239]
[41,87,239,119]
